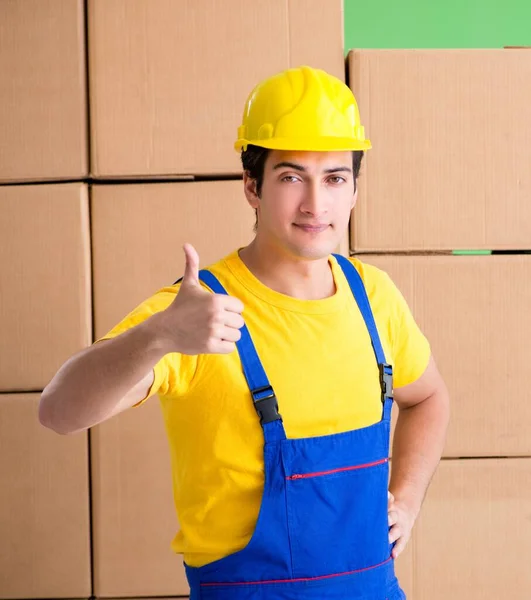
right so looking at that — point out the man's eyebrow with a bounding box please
[272,162,353,174]
[323,166,352,174]
[272,161,307,172]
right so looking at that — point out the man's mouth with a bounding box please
[293,224,330,233]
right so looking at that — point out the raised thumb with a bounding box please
[182,243,200,288]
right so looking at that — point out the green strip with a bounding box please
[452,250,492,255]
[344,0,531,51]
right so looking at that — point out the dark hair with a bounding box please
[241,145,364,230]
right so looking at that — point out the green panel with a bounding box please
[344,0,531,50]
[452,250,492,255]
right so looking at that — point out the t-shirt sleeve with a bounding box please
[96,285,192,405]
[381,272,431,388]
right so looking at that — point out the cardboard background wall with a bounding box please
[0,183,92,392]
[2,0,531,598]
[363,254,531,458]
[88,0,344,177]
[91,181,255,339]
[0,0,87,182]
[348,49,531,252]
[91,400,188,597]
[394,458,531,599]
[0,394,91,598]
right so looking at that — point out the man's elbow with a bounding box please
[38,391,76,435]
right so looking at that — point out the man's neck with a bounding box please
[238,240,336,300]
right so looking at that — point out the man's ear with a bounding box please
[243,172,260,209]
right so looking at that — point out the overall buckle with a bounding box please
[379,363,394,402]
[252,385,282,424]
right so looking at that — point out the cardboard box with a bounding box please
[0,0,88,182]
[348,49,531,251]
[91,180,256,338]
[0,394,91,598]
[92,179,349,339]
[88,0,343,177]
[392,530,414,599]
[91,398,189,597]
[361,254,531,457]
[0,183,92,392]
[400,458,531,599]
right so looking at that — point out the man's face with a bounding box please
[245,150,357,260]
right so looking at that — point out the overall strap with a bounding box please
[333,255,394,422]
[197,269,286,444]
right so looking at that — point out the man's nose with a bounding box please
[300,182,328,217]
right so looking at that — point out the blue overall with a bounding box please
[185,255,405,600]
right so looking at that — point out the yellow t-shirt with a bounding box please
[100,250,431,567]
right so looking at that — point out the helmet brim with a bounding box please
[234,137,372,153]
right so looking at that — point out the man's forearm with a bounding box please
[39,313,169,434]
[389,387,450,518]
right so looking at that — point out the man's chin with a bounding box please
[289,241,339,261]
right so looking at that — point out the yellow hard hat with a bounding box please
[234,66,371,153]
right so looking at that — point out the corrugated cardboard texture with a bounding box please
[348,49,531,251]
[88,0,343,177]
[0,394,91,598]
[91,398,189,597]
[0,183,92,391]
[91,181,255,339]
[362,254,531,457]
[404,458,531,599]
[392,533,414,599]
[0,0,88,182]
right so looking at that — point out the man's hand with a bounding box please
[388,491,416,559]
[156,243,245,355]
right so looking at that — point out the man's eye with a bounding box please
[328,176,346,184]
[281,175,299,183]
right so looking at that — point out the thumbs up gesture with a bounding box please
[159,244,245,355]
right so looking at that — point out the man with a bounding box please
[40,66,449,599]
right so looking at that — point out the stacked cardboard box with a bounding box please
[0,0,345,598]
[348,49,531,599]
[0,0,88,183]
[349,49,531,253]
[87,0,345,179]
[0,2,91,597]
[90,181,256,596]
[0,394,91,598]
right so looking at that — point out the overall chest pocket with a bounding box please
[285,457,392,579]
